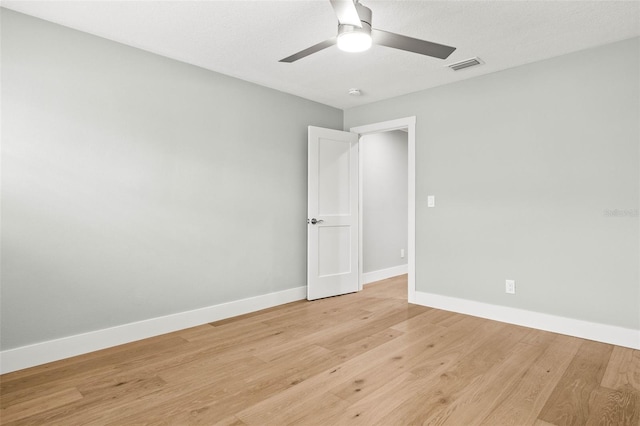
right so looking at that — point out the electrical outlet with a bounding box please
[400,249,405,258]
[505,280,516,294]
[427,195,435,208]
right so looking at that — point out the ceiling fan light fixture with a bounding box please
[337,24,372,52]
[279,0,456,63]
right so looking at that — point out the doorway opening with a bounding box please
[360,130,408,286]
[350,117,416,303]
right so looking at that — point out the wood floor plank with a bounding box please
[372,320,532,425]
[8,376,167,425]
[20,354,262,424]
[213,415,247,426]
[261,306,373,332]
[329,316,499,408]
[389,306,464,332]
[0,365,115,410]
[0,335,187,409]
[254,301,415,363]
[534,420,557,426]
[422,340,550,425]
[480,333,583,425]
[312,327,404,364]
[328,322,447,403]
[537,339,614,425]
[601,346,640,392]
[86,358,261,425]
[244,391,350,426]
[107,345,341,424]
[585,385,640,425]
[312,303,427,350]
[408,316,506,379]
[330,372,419,425]
[234,324,444,424]
[0,387,83,423]
[1,276,636,425]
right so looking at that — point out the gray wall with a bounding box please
[361,130,408,273]
[0,9,342,350]
[345,37,640,330]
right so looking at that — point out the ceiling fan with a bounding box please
[279,0,456,63]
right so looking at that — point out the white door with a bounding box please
[307,126,359,300]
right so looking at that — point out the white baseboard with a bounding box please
[5,286,636,374]
[362,264,408,285]
[414,291,640,350]
[0,286,306,374]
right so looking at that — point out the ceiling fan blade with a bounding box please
[372,29,456,59]
[329,0,362,27]
[279,37,337,63]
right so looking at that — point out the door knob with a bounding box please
[309,218,324,225]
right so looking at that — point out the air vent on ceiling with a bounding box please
[447,57,484,71]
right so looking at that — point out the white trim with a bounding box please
[0,286,306,374]
[414,291,640,350]
[350,116,416,303]
[357,136,364,291]
[362,265,409,285]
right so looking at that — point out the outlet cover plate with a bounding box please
[506,280,516,294]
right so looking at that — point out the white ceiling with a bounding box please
[2,0,639,109]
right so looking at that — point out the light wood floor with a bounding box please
[1,275,639,425]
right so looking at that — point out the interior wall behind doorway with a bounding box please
[361,130,408,282]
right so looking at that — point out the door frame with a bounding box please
[350,116,416,303]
